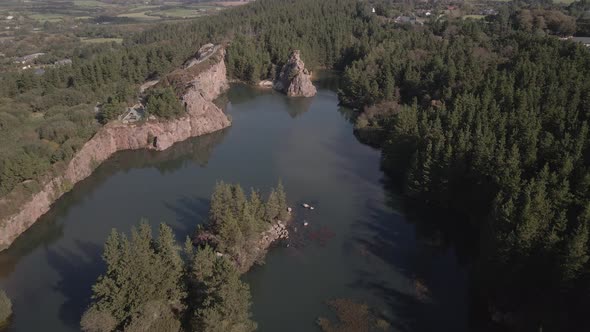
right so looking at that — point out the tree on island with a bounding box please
[186,245,256,332]
[81,180,288,332]
[81,221,185,332]
[204,181,289,260]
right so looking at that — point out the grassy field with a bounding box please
[152,8,203,18]
[117,4,222,20]
[463,14,486,20]
[80,37,124,44]
[28,13,67,22]
[211,1,252,6]
[117,11,160,21]
[73,0,115,8]
[0,0,231,60]
[0,0,227,25]
[126,5,161,12]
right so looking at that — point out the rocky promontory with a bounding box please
[274,50,317,97]
[0,46,231,251]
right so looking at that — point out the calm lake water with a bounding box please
[0,76,469,331]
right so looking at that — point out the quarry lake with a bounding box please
[0,77,469,332]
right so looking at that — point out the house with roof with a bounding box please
[395,15,422,25]
[14,53,45,64]
[119,105,145,124]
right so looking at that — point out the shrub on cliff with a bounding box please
[145,87,184,119]
[97,99,124,125]
[0,289,12,323]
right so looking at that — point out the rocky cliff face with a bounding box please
[235,220,289,273]
[274,50,317,97]
[0,46,230,251]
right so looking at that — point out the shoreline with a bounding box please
[0,49,231,252]
[196,214,293,274]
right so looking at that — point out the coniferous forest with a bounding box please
[1,0,590,330]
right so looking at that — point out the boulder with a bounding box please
[274,50,317,97]
[258,80,274,88]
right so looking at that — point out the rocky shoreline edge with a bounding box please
[0,46,231,251]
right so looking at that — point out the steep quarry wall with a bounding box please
[0,47,231,251]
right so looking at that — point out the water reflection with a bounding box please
[0,128,229,274]
[45,240,103,329]
[225,84,271,105]
[0,218,63,279]
[358,180,475,331]
[102,127,229,174]
[227,71,341,119]
[337,106,356,124]
[314,70,342,91]
[227,84,315,118]
[0,79,469,332]
[283,97,314,118]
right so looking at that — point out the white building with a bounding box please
[119,105,145,124]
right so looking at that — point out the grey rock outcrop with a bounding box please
[274,50,317,97]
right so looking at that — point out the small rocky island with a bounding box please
[80,182,294,332]
[195,181,291,273]
[273,50,317,97]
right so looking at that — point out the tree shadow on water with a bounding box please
[163,195,210,237]
[45,240,104,329]
[348,276,425,332]
[349,203,424,331]
[349,196,469,332]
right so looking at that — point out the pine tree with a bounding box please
[154,223,186,305]
[249,188,265,222]
[276,180,289,220]
[265,189,280,222]
[562,212,590,281]
[86,221,185,329]
[191,246,256,332]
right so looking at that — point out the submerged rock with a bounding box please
[274,50,317,97]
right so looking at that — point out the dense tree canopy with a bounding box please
[187,245,256,332]
[1,0,589,329]
[144,87,184,119]
[335,4,590,331]
[82,222,186,331]
[0,0,366,198]
[83,182,284,331]
[201,181,288,270]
